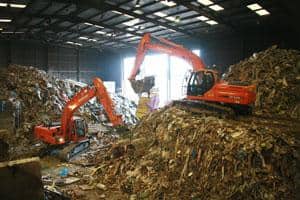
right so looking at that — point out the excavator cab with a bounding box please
[72,118,87,138]
[187,71,215,96]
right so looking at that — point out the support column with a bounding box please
[7,40,12,66]
[76,48,80,81]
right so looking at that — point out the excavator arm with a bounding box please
[128,33,206,81]
[61,77,122,139]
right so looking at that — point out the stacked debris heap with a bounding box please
[96,106,299,199]
[0,64,137,159]
[224,46,300,118]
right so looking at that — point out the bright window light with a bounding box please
[209,4,224,11]
[247,3,262,11]
[10,3,27,8]
[0,19,12,22]
[79,36,88,40]
[256,9,270,16]
[161,0,176,7]
[123,18,140,26]
[84,22,93,26]
[197,16,209,21]
[154,12,167,17]
[197,0,213,6]
[206,20,218,25]
[192,49,201,56]
[96,30,106,34]
[0,3,7,7]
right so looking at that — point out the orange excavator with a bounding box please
[129,33,256,114]
[34,77,122,160]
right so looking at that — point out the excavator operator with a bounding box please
[187,72,214,96]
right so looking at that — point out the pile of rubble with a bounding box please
[224,46,300,119]
[0,64,137,159]
[85,106,299,199]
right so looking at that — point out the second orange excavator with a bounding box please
[129,33,256,114]
[34,77,123,160]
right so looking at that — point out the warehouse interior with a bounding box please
[0,0,299,199]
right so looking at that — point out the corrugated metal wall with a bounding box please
[0,40,122,87]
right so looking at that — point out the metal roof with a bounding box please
[0,0,298,50]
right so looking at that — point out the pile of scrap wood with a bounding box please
[224,46,300,119]
[0,64,137,159]
[92,106,299,199]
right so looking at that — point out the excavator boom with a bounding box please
[35,77,122,160]
[61,77,122,138]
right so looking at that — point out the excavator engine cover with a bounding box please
[130,76,155,94]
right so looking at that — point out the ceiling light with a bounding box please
[112,10,122,15]
[154,12,167,17]
[94,24,104,28]
[256,9,270,16]
[0,3,7,7]
[169,29,176,32]
[166,16,176,21]
[1,31,23,34]
[10,3,27,8]
[247,3,262,11]
[134,10,143,14]
[161,0,176,7]
[96,30,106,34]
[135,0,141,7]
[0,19,12,22]
[66,41,82,46]
[79,36,88,40]
[206,20,218,25]
[127,27,135,31]
[84,22,104,29]
[88,38,97,42]
[135,25,145,30]
[0,28,2,31]
[197,0,213,6]
[123,18,140,26]
[197,16,209,21]
[209,4,224,11]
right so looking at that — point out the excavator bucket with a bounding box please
[130,76,155,94]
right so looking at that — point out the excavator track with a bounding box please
[58,139,90,161]
[172,100,235,117]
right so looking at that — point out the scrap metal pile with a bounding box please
[224,46,300,119]
[0,64,137,159]
[90,106,299,199]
